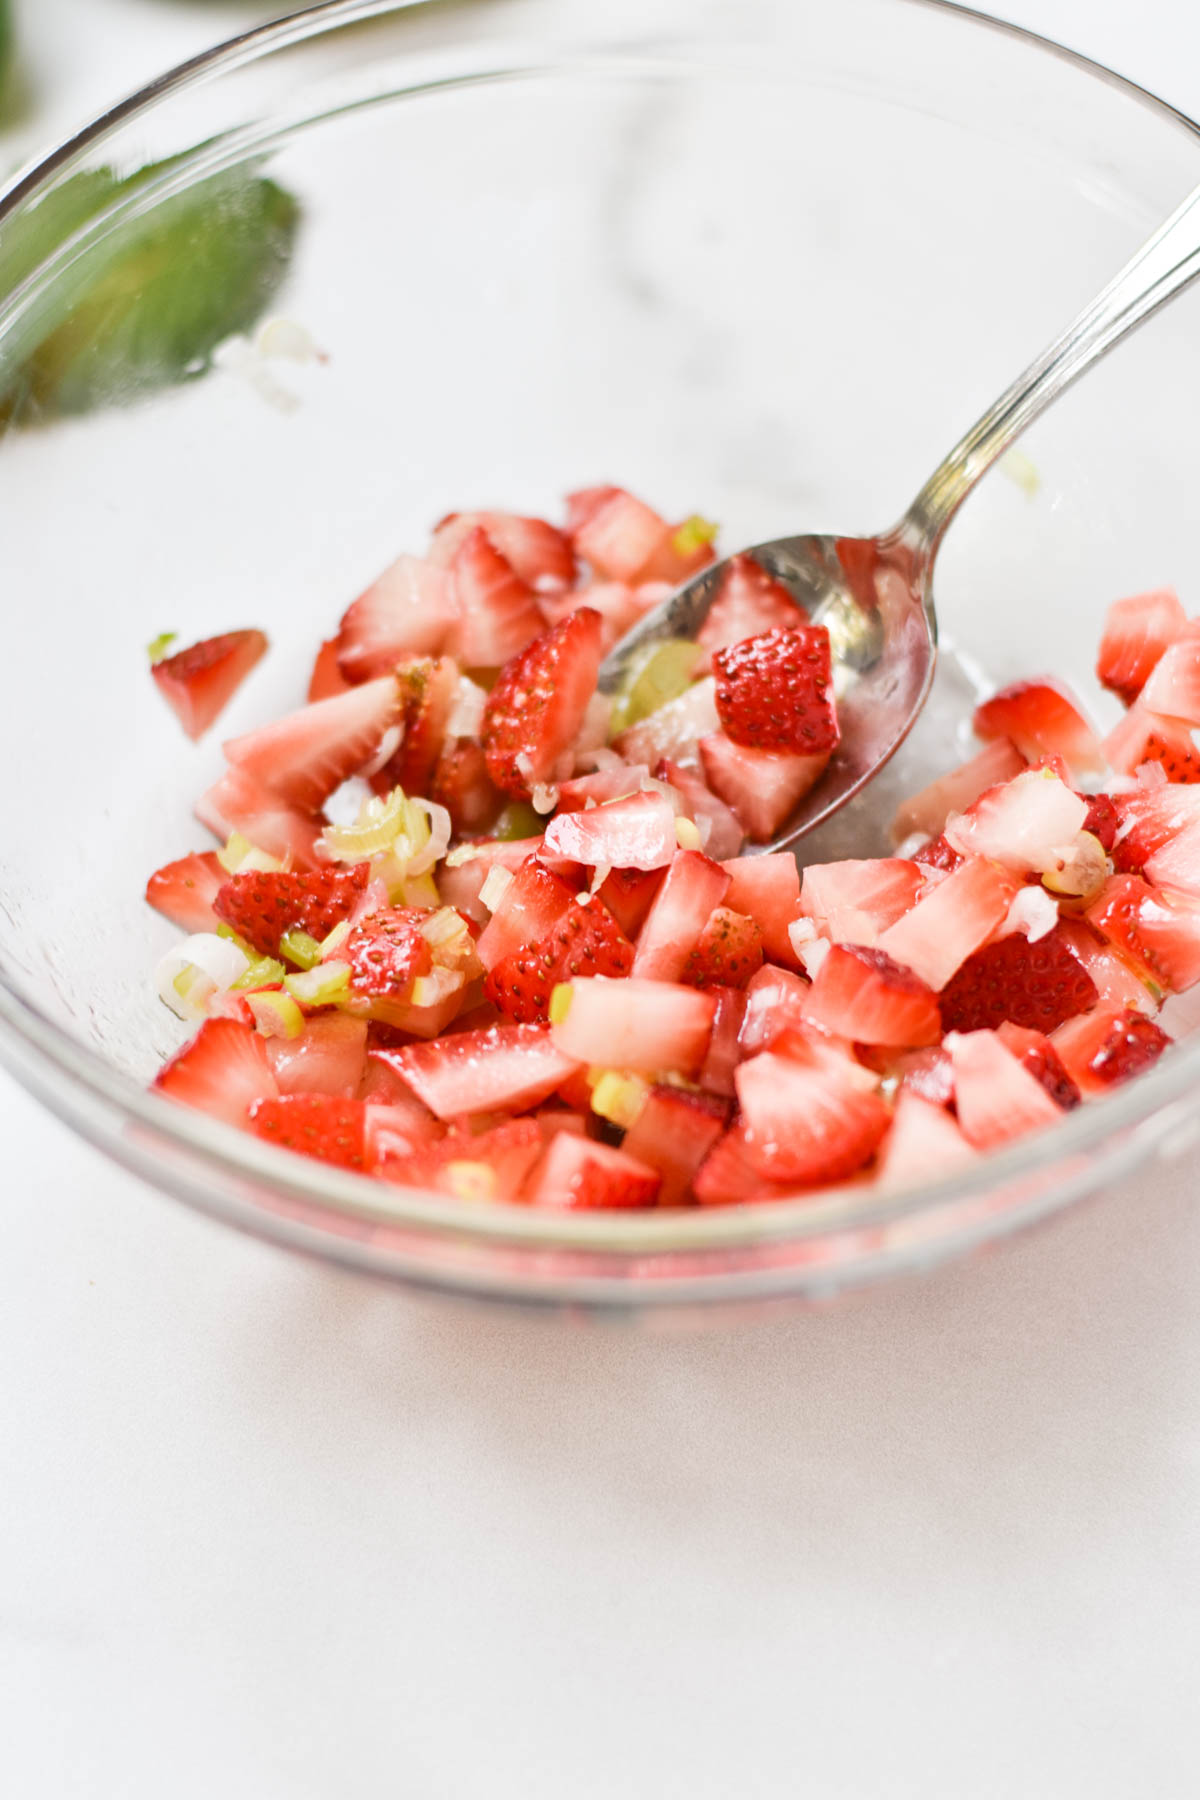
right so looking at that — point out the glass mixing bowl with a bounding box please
[4,0,1200,1315]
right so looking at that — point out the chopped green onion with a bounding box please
[590,1070,650,1130]
[319,919,352,959]
[146,631,177,664]
[548,982,573,1025]
[284,962,351,1006]
[608,638,701,735]
[215,922,255,957]
[247,988,305,1039]
[492,802,544,842]
[231,955,286,991]
[672,514,718,557]
[279,929,323,970]
[442,1161,497,1202]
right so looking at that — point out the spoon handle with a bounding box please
[903,179,1200,549]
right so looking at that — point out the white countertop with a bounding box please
[4,4,1200,1796]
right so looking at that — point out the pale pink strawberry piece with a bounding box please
[803,944,942,1047]
[145,850,224,934]
[363,972,470,1041]
[336,555,456,683]
[683,907,765,989]
[876,857,1020,991]
[994,1021,1082,1110]
[1050,1003,1147,1097]
[1096,587,1187,704]
[698,733,830,843]
[1102,703,1200,782]
[482,608,605,797]
[1110,783,1200,873]
[524,1133,661,1209]
[551,977,716,1075]
[944,769,1089,873]
[308,637,351,702]
[612,678,720,767]
[594,866,665,938]
[431,741,502,837]
[564,486,620,535]
[692,1121,785,1205]
[973,678,1104,776]
[636,525,717,588]
[364,1102,448,1170]
[734,1050,890,1184]
[223,675,402,814]
[153,1017,279,1126]
[572,489,668,582]
[380,1024,580,1119]
[895,1045,955,1108]
[359,1050,446,1125]
[446,526,546,667]
[717,854,802,968]
[436,837,566,924]
[695,554,806,657]
[539,581,646,648]
[631,849,731,981]
[1085,873,1200,993]
[875,1091,975,1188]
[697,986,749,1097]
[798,857,924,949]
[387,1118,546,1199]
[152,629,268,740]
[1137,625,1200,724]
[738,964,812,1056]
[267,1013,368,1099]
[476,856,576,972]
[533,1107,589,1144]
[555,764,652,812]
[196,766,324,869]
[945,1029,1064,1150]
[890,738,1026,844]
[1144,818,1200,896]
[657,759,745,860]
[1053,918,1159,1014]
[542,790,679,871]
[1052,1006,1171,1096]
[428,510,575,591]
[621,1086,730,1206]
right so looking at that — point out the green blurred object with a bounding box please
[0,0,12,116]
[607,637,702,734]
[0,156,300,424]
[492,802,545,841]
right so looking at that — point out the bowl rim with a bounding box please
[3,0,1200,1269]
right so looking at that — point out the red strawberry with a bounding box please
[446,525,546,667]
[656,759,745,861]
[738,964,812,1056]
[524,1133,661,1209]
[1143,819,1200,898]
[224,675,402,814]
[683,907,764,990]
[896,1045,955,1108]
[891,738,1026,844]
[268,1013,368,1099]
[1103,703,1200,781]
[914,834,963,872]
[213,862,370,957]
[945,1029,1064,1150]
[697,985,749,1097]
[388,1118,544,1200]
[693,1121,786,1205]
[995,1022,1082,1109]
[1096,588,1187,704]
[1086,873,1200,992]
[804,943,942,1046]
[621,1086,730,1205]
[1088,1009,1171,1086]
[482,608,605,798]
[429,510,576,591]
[145,850,224,934]
[1081,792,1118,851]
[551,976,716,1075]
[250,1094,367,1170]
[485,898,634,1023]
[345,908,433,998]
[431,740,502,834]
[973,678,1103,775]
[696,554,806,657]
[734,1049,890,1185]
[716,853,802,968]
[594,866,665,938]
[383,1024,580,1119]
[151,629,268,741]
[542,791,679,871]
[153,1017,278,1126]
[713,625,839,755]
[308,636,350,702]
[1054,917,1159,1014]
[1139,625,1200,724]
[336,554,456,682]
[1111,783,1200,873]
[476,857,576,970]
[798,856,924,948]
[371,656,458,797]
[698,732,831,843]
[937,927,1098,1034]
[876,1091,975,1187]
[554,764,651,812]
[632,850,731,982]
[571,489,668,582]
[876,857,1019,991]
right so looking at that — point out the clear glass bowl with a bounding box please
[4,0,1200,1315]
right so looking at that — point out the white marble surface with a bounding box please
[3,3,1200,1795]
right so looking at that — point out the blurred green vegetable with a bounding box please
[0,0,12,119]
[0,155,300,424]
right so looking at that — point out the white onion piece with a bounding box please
[358,725,403,780]
[1136,760,1169,790]
[155,933,250,1020]
[479,865,514,914]
[798,937,831,979]
[532,783,560,815]
[446,677,488,740]
[1002,885,1058,943]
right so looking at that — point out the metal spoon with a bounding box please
[598,180,1200,853]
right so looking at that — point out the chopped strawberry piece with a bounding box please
[656,759,745,861]
[896,1045,955,1108]
[699,733,831,842]
[937,927,1098,1034]
[364,975,468,1042]
[621,1086,730,1205]
[551,977,716,1075]
[1143,819,1200,897]
[195,766,324,870]
[1102,703,1200,781]
[692,1121,786,1205]
[224,675,402,814]
[1138,626,1200,724]
[697,986,748,1097]
[683,907,764,989]
[564,485,621,536]
[1081,792,1118,851]
[738,964,812,1056]
[336,554,456,681]
[437,836,559,925]
[612,678,721,768]
[485,897,634,1023]
[250,1094,367,1170]
[1088,1009,1171,1086]
[554,764,651,812]
[595,866,665,938]
[482,607,605,798]
[632,850,731,982]
[540,580,648,650]
[368,655,458,798]
[359,1048,444,1115]
[153,1017,278,1126]
[804,943,942,1046]
[945,1030,1064,1150]
[1085,874,1200,993]
[432,740,502,835]
[345,908,433,998]
[268,1013,368,1099]
[713,625,839,754]
[429,510,575,591]
[213,862,370,958]
[382,1024,580,1119]
[973,678,1103,775]
[390,1118,545,1200]
[476,857,578,971]
[152,629,268,741]
[995,1021,1082,1110]
[572,489,668,582]
[715,853,801,968]
[308,636,350,701]
[891,739,1026,844]
[945,769,1089,873]
[1111,783,1200,873]
[543,790,679,871]
[145,850,224,934]
[734,1050,890,1185]
[914,834,963,872]
[798,857,925,948]
[445,526,546,668]
[696,554,806,657]
[1050,1003,1132,1095]
[876,858,1019,991]
[524,1133,661,1209]
[1053,917,1158,1014]
[635,521,717,587]
[1096,588,1187,704]
[876,1091,975,1187]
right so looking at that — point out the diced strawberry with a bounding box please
[697,986,748,1097]
[620,1086,730,1206]
[371,656,458,798]
[632,850,731,981]
[214,862,370,958]
[712,853,800,969]
[945,1029,1064,1150]
[692,1121,785,1205]
[524,1133,661,1209]
[713,625,839,755]
[891,739,1026,844]
[540,580,648,649]
[684,907,764,990]
[613,678,721,767]
[358,1047,444,1116]
[1085,873,1200,992]
[429,510,575,591]
[875,1091,975,1187]
[364,974,468,1042]
[572,489,668,582]
[542,790,679,871]
[896,1045,955,1108]
[1138,626,1200,724]
[734,1050,890,1184]
[308,636,351,702]
[382,1024,579,1119]
[696,554,806,657]
[1103,703,1200,781]
[445,526,546,668]
[551,977,716,1075]
[336,555,457,682]
[1096,588,1187,704]
[267,1013,368,1099]
[485,897,634,1023]
[482,608,605,797]
[803,944,941,1046]
[876,858,1019,991]
[656,760,745,860]
[224,675,402,814]
[994,1022,1082,1110]
[145,850,224,934]
[195,766,324,869]
[388,1118,545,1200]
[936,926,1098,1034]
[1111,783,1200,873]
[699,733,831,843]
[1087,1009,1171,1086]
[432,740,502,835]
[973,678,1103,775]
[476,857,577,971]
[944,769,1089,873]
[249,1094,367,1170]
[635,522,717,588]
[437,836,559,924]
[344,908,433,998]
[738,964,812,1056]
[798,857,925,949]
[153,1017,278,1126]
[1053,917,1158,1013]
[555,765,651,812]
[1142,818,1200,897]
[914,834,963,873]
[1081,792,1119,852]
[588,869,660,942]
[152,629,268,741]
